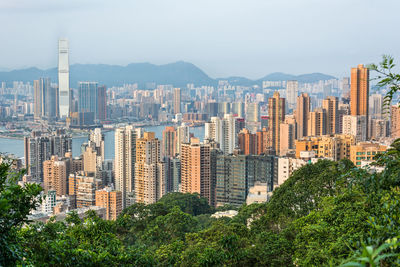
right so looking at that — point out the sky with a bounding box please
[0,0,399,79]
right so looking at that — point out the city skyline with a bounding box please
[1,0,400,78]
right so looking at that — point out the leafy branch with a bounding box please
[368,55,400,115]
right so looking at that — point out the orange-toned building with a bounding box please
[350,142,387,166]
[95,188,122,220]
[350,64,369,138]
[268,91,285,155]
[322,96,339,134]
[135,132,164,204]
[296,93,310,139]
[180,140,213,206]
[43,155,68,196]
[238,129,257,155]
[295,134,355,161]
[162,126,177,157]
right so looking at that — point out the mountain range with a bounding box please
[0,61,336,88]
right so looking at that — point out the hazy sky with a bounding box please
[0,0,399,79]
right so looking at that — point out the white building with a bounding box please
[246,182,271,205]
[114,125,138,208]
[286,80,298,110]
[342,115,367,142]
[58,38,70,118]
[277,157,308,186]
[204,114,237,154]
[176,123,190,155]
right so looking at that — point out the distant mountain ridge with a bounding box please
[0,62,336,88]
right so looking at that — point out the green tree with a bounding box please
[158,192,214,216]
[0,159,42,266]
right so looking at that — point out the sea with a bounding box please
[0,125,205,161]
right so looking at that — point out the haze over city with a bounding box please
[1,0,400,78]
[2,0,400,266]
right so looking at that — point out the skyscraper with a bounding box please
[95,187,122,221]
[216,154,247,207]
[174,88,181,114]
[350,64,369,138]
[204,114,236,154]
[162,126,177,158]
[24,130,71,182]
[296,93,310,139]
[246,102,260,123]
[369,94,383,117]
[268,92,285,154]
[58,38,70,118]
[176,123,190,155]
[322,96,339,135]
[308,108,327,136]
[238,129,257,155]
[286,80,298,110]
[33,78,57,120]
[97,85,107,121]
[43,155,68,196]
[78,82,98,119]
[342,115,368,142]
[180,139,213,206]
[135,132,165,204]
[114,125,137,208]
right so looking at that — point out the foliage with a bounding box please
[158,192,214,216]
[368,55,400,113]
[0,159,42,266]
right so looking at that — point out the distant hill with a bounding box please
[0,62,336,88]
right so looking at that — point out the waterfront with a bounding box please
[0,125,205,160]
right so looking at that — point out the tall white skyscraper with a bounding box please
[176,123,190,155]
[58,38,70,118]
[204,114,236,154]
[286,80,298,110]
[114,125,137,208]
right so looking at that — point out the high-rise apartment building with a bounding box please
[296,93,310,139]
[231,102,245,118]
[391,105,400,139]
[89,128,105,161]
[58,38,70,118]
[322,96,339,135]
[162,126,177,158]
[216,154,247,207]
[268,92,285,154]
[34,78,58,120]
[246,102,260,123]
[135,132,165,204]
[24,130,71,182]
[43,155,68,196]
[238,129,257,155]
[286,80,298,110]
[350,64,369,138]
[279,116,296,156]
[204,114,237,155]
[295,134,355,161]
[95,187,122,220]
[69,171,101,208]
[342,115,368,142]
[180,139,213,206]
[173,88,181,114]
[308,108,327,136]
[114,125,138,208]
[369,94,383,117]
[176,123,190,155]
